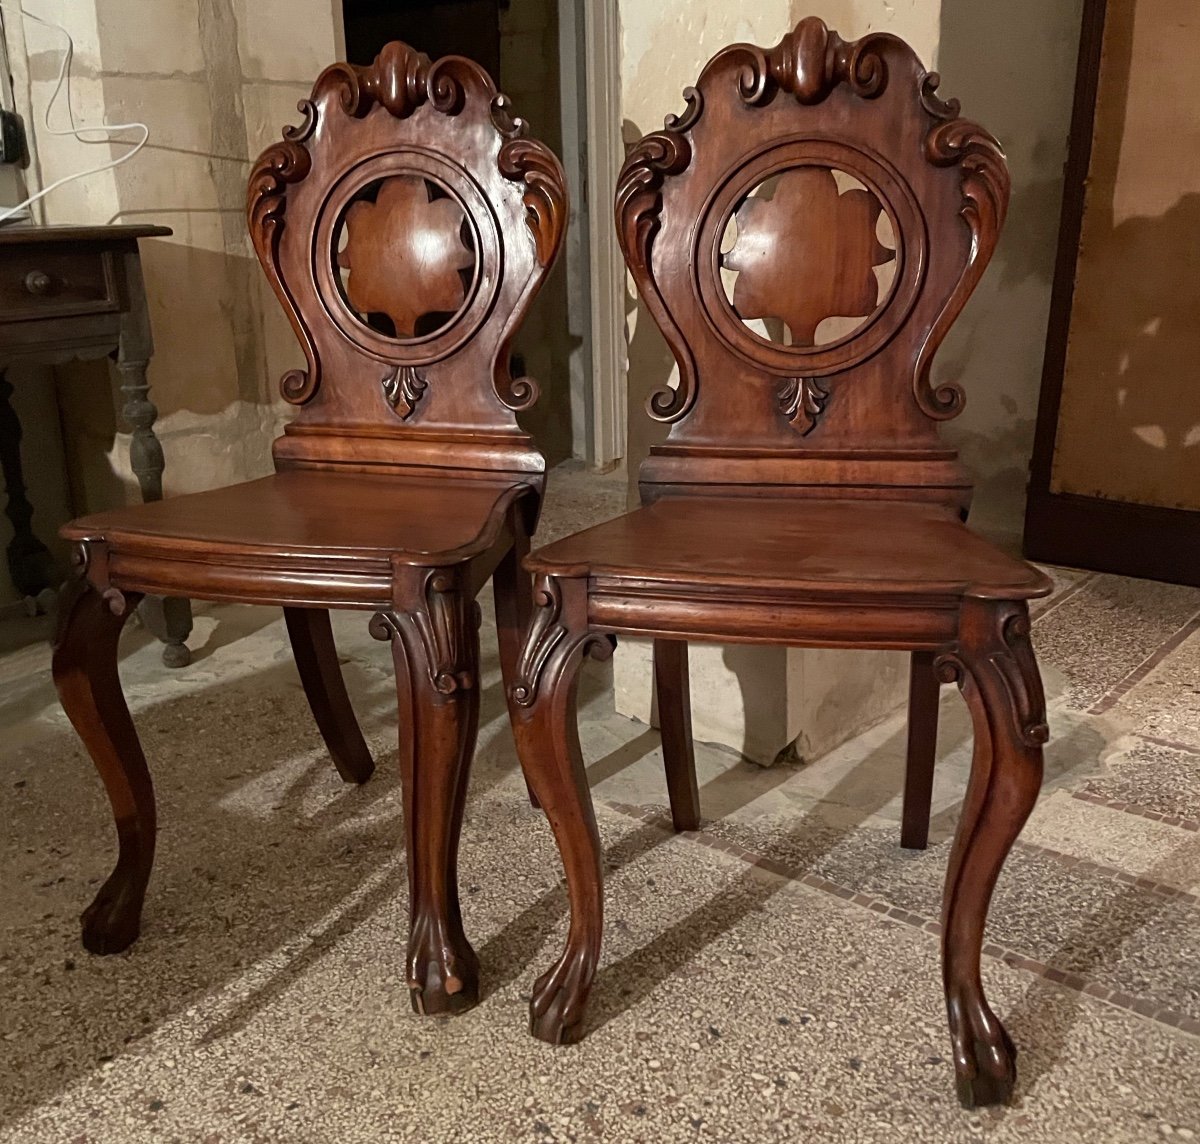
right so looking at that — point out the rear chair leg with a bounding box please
[901,649,941,850]
[494,525,541,809]
[653,638,700,831]
[284,606,374,784]
[52,574,154,954]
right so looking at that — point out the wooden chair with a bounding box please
[52,43,566,1018]
[508,18,1050,1107]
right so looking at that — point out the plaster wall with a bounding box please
[935,0,1086,539]
[2,0,343,524]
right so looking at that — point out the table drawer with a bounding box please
[0,247,120,323]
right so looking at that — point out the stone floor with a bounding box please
[1,466,1198,1142]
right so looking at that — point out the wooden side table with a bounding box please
[0,224,192,666]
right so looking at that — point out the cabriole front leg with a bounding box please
[52,556,153,955]
[371,566,482,1017]
[510,576,613,1045]
[937,598,1046,1107]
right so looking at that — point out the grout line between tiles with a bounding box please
[1088,611,1200,715]
[598,798,1200,1040]
[1029,572,1096,624]
[1015,837,1200,902]
[1138,732,1200,758]
[1069,789,1200,834]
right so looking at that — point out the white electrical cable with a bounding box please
[0,1,149,223]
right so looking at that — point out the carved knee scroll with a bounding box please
[508,576,614,1044]
[934,598,1046,1107]
[510,576,614,709]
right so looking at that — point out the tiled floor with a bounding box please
[1,469,1198,1142]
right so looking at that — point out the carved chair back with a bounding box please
[619,18,1010,506]
[248,42,566,477]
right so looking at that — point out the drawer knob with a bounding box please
[24,270,54,296]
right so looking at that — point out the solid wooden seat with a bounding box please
[508,18,1051,1109]
[64,471,535,605]
[529,497,1051,602]
[52,42,566,1021]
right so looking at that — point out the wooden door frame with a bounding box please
[1023,0,1200,586]
[580,0,626,469]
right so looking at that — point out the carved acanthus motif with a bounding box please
[615,129,698,422]
[511,578,567,708]
[777,377,829,435]
[381,365,428,419]
[370,571,481,694]
[247,136,318,405]
[913,115,1009,420]
[510,578,615,707]
[934,603,1048,750]
[730,16,887,107]
[498,137,567,269]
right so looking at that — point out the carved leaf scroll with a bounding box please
[338,175,475,339]
[498,138,568,270]
[615,129,698,422]
[913,103,1010,420]
[247,137,317,404]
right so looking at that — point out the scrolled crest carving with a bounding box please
[731,16,888,107]
[913,104,1010,420]
[313,41,432,119]
[615,128,698,422]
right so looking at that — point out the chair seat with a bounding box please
[527,497,1052,601]
[63,469,533,607]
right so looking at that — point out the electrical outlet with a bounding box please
[0,110,26,165]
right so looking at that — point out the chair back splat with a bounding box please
[619,17,1010,509]
[248,42,567,479]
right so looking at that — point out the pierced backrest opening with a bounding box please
[618,17,1011,505]
[247,42,567,476]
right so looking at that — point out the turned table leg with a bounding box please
[0,367,55,602]
[510,576,613,1044]
[116,250,192,668]
[937,598,1046,1107]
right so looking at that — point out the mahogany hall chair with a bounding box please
[52,43,565,1017]
[508,19,1050,1107]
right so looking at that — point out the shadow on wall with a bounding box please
[1047,0,1200,513]
[934,0,1086,537]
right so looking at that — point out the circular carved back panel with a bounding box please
[695,137,926,378]
[719,166,897,348]
[313,148,502,368]
[334,173,479,340]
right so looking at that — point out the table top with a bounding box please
[0,224,172,246]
